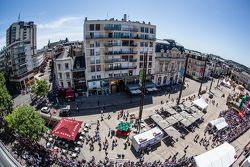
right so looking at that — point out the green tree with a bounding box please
[32,80,49,97]
[4,104,47,141]
[0,73,13,116]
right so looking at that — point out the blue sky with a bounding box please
[0,0,250,67]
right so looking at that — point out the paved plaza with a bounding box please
[11,77,250,166]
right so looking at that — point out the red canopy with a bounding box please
[51,118,82,141]
[66,88,74,98]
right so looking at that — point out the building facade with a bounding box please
[186,51,210,81]
[231,70,250,90]
[84,14,156,95]
[154,39,186,87]
[4,21,37,91]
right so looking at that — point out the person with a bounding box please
[76,104,79,113]
[108,113,111,119]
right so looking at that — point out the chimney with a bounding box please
[124,14,127,22]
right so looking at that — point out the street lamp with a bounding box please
[198,56,208,96]
[138,52,148,132]
[177,54,189,105]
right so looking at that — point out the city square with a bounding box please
[0,1,250,167]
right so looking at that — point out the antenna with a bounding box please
[18,13,20,22]
[106,12,109,19]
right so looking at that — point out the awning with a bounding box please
[192,98,208,110]
[157,120,170,129]
[209,117,228,131]
[52,118,83,141]
[130,89,141,94]
[150,114,163,123]
[164,126,181,139]
[165,116,178,125]
[194,142,237,167]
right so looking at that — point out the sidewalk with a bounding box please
[71,93,141,110]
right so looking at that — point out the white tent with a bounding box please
[208,117,228,131]
[241,155,250,167]
[192,98,208,111]
[131,127,163,152]
[194,142,236,167]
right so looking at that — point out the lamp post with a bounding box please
[209,58,217,92]
[198,56,208,96]
[177,54,189,105]
[138,52,147,132]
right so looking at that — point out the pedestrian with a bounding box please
[76,104,79,113]
[108,113,111,119]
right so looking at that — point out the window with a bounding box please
[59,73,62,79]
[61,82,64,87]
[92,75,96,80]
[150,28,154,34]
[90,66,95,72]
[148,62,152,68]
[141,27,144,32]
[57,64,61,70]
[65,63,69,70]
[145,27,149,33]
[140,62,143,68]
[95,41,100,47]
[140,55,143,61]
[89,24,94,31]
[66,72,70,79]
[140,42,144,47]
[97,75,101,79]
[67,82,71,87]
[96,65,101,71]
[96,24,100,30]
[109,73,113,77]
[148,69,151,74]
[149,55,152,61]
[90,49,94,56]
[114,24,121,30]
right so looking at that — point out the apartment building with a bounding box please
[84,14,156,95]
[154,39,186,86]
[4,21,37,91]
[186,51,210,81]
[231,70,250,90]
[54,47,74,89]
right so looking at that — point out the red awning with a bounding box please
[66,88,74,98]
[51,118,82,141]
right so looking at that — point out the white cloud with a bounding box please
[37,16,84,49]
[38,17,81,29]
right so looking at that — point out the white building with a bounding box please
[54,47,74,89]
[154,39,186,86]
[84,14,156,95]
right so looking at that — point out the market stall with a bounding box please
[116,121,131,137]
[194,142,237,167]
[131,127,163,152]
[192,98,208,112]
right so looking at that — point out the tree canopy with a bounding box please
[0,72,13,116]
[32,80,49,97]
[4,104,47,141]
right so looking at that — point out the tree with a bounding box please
[32,80,49,97]
[4,104,47,141]
[0,73,13,116]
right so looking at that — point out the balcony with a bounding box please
[105,51,138,55]
[104,43,122,47]
[86,35,156,41]
[105,58,137,63]
[105,66,137,71]
[104,27,138,32]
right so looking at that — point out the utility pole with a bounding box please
[138,52,147,132]
[198,56,208,96]
[209,58,217,92]
[177,54,189,105]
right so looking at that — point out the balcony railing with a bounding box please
[105,66,137,71]
[86,35,156,41]
[105,58,137,63]
[105,51,138,55]
[104,27,138,32]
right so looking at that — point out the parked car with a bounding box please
[59,105,71,117]
[41,107,50,114]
